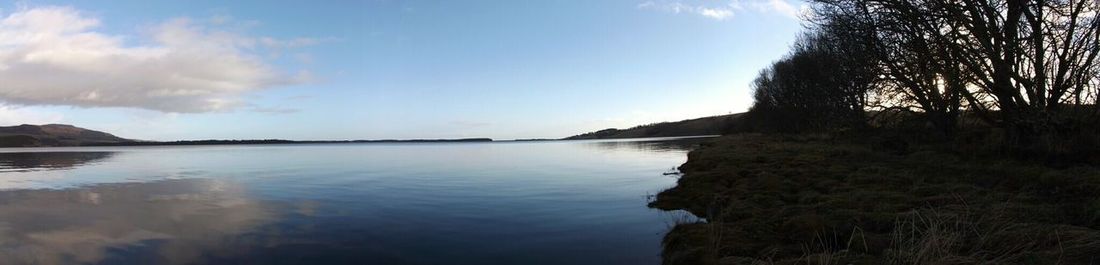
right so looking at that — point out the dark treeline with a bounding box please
[745,0,1100,158]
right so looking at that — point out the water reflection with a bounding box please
[0,139,703,265]
[0,178,273,265]
[0,152,116,172]
[581,136,714,152]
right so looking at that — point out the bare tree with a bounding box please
[748,22,877,132]
[939,0,1100,122]
[809,0,1100,139]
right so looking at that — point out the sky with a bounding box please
[0,0,806,141]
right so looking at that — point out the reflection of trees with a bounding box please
[0,152,116,171]
[581,137,713,153]
[0,179,274,265]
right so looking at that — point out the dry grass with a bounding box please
[651,133,1100,264]
[885,206,1039,265]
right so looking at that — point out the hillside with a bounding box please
[564,113,743,140]
[0,124,133,147]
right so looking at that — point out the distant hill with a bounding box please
[0,124,133,147]
[0,116,748,147]
[564,113,744,140]
[0,124,496,148]
[95,138,495,146]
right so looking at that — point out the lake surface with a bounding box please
[0,137,708,265]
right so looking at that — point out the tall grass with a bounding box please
[885,206,1052,265]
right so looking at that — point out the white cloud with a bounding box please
[0,106,63,125]
[250,106,299,114]
[637,0,805,21]
[259,36,333,49]
[0,6,317,113]
[748,0,802,19]
[699,8,734,20]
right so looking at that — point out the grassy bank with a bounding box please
[650,133,1100,264]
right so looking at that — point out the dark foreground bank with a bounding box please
[650,133,1100,264]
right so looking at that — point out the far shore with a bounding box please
[0,135,728,148]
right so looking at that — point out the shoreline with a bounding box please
[0,135,725,149]
[650,133,1100,264]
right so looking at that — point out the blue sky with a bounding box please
[0,0,805,140]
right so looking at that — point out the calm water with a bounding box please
[0,137,708,265]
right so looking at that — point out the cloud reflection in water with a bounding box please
[0,178,274,265]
